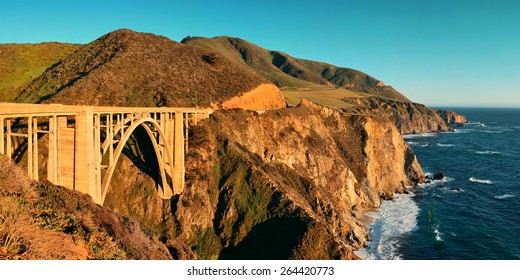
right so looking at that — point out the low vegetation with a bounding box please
[0,155,171,260]
[0,43,78,102]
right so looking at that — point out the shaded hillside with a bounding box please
[182,36,410,102]
[0,156,171,260]
[0,43,79,102]
[15,29,285,109]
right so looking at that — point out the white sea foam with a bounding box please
[403,132,438,139]
[494,194,515,199]
[476,151,500,155]
[437,143,455,147]
[354,193,419,260]
[420,143,431,147]
[451,128,474,133]
[433,226,443,242]
[483,130,503,134]
[469,177,493,185]
[406,141,419,145]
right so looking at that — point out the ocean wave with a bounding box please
[475,151,500,155]
[469,177,493,185]
[437,143,455,147]
[494,194,515,199]
[433,226,443,242]
[406,141,419,145]
[420,173,452,186]
[452,128,474,133]
[403,132,438,139]
[355,193,419,260]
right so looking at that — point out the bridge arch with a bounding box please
[100,117,175,205]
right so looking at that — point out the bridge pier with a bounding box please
[74,107,101,203]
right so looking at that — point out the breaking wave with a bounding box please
[476,151,500,155]
[355,193,419,260]
[403,132,438,139]
[469,177,493,185]
[437,143,455,147]
[433,226,444,242]
[494,194,515,199]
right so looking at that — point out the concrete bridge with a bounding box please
[0,103,212,205]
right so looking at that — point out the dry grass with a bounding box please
[282,87,368,108]
[0,155,171,260]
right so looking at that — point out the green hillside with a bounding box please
[0,43,79,102]
[182,36,410,103]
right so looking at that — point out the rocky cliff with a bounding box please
[436,109,467,125]
[168,100,424,259]
[342,96,466,135]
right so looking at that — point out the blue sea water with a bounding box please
[356,108,520,260]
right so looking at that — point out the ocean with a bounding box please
[356,108,520,260]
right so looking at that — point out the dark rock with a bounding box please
[425,175,432,180]
[425,180,431,184]
[433,171,444,180]
[439,185,446,189]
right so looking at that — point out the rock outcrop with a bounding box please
[161,100,424,259]
[436,109,467,125]
[342,96,465,134]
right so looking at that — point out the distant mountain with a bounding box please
[16,29,285,109]
[182,36,410,102]
[0,43,78,102]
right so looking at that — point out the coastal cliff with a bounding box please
[342,97,466,134]
[163,100,424,259]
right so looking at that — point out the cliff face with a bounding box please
[162,100,424,259]
[436,109,467,125]
[342,97,466,135]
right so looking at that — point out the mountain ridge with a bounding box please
[14,29,285,109]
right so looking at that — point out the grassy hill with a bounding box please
[15,29,275,107]
[182,36,410,104]
[0,43,79,102]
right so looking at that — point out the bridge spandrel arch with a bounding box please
[99,117,177,206]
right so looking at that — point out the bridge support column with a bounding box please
[75,107,100,204]
[173,112,185,194]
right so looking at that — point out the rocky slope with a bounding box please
[0,156,171,260]
[102,100,424,259]
[436,109,467,125]
[342,96,466,134]
[14,29,285,110]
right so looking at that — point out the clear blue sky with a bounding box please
[1,0,519,107]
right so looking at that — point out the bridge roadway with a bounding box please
[0,103,212,205]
